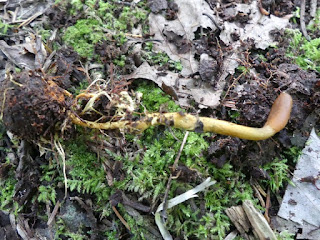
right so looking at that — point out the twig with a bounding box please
[161,131,189,220]
[47,201,60,226]
[251,182,265,208]
[310,0,317,18]
[0,87,14,120]
[300,0,311,41]
[264,188,271,223]
[17,11,44,28]
[173,131,189,170]
[112,206,131,231]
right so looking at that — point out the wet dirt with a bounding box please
[1,71,72,141]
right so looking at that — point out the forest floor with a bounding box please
[0,0,319,239]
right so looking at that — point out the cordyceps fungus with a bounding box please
[1,70,293,141]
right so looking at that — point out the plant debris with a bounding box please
[275,129,320,239]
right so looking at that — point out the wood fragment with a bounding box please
[264,188,271,223]
[226,200,278,240]
[161,131,189,219]
[112,206,131,231]
[47,201,60,226]
[224,230,238,240]
[300,0,311,41]
[225,205,252,240]
[251,183,265,208]
[310,0,317,18]
[242,200,277,240]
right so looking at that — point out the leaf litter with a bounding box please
[135,0,290,108]
[274,129,320,239]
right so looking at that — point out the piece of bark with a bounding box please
[242,200,277,240]
[226,200,277,240]
[225,205,254,240]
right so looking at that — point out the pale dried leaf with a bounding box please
[277,129,320,236]
[127,62,222,108]
[148,0,217,76]
[0,40,36,69]
[155,178,215,240]
[219,1,290,49]
[148,0,167,13]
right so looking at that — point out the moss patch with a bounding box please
[63,19,106,58]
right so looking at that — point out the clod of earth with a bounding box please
[1,71,292,141]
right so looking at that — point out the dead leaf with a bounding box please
[126,62,222,108]
[148,0,217,76]
[276,129,320,238]
[219,1,289,49]
[0,40,37,70]
[147,0,168,13]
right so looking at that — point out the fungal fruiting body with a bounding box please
[70,92,293,140]
[1,71,293,141]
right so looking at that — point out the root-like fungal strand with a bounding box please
[1,71,292,141]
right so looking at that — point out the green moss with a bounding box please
[0,19,13,34]
[286,29,320,72]
[113,55,126,67]
[36,159,61,207]
[283,146,302,164]
[68,0,147,33]
[136,81,182,112]
[262,158,292,192]
[62,0,149,58]
[38,185,57,205]
[228,110,241,123]
[142,45,183,72]
[37,28,52,42]
[277,230,295,240]
[63,19,106,58]
[55,218,87,240]
[307,9,320,32]
[0,171,17,210]
[66,137,111,203]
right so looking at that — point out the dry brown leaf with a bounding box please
[127,62,222,108]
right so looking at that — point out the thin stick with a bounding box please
[264,188,271,223]
[0,87,13,120]
[112,206,131,231]
[300,0,311,41]
[172,131,189,171]
[47,201,60,226]
[202,13,222,30]
[309,0,318,27]
[161,131,189,219]
[17,12,44,28]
